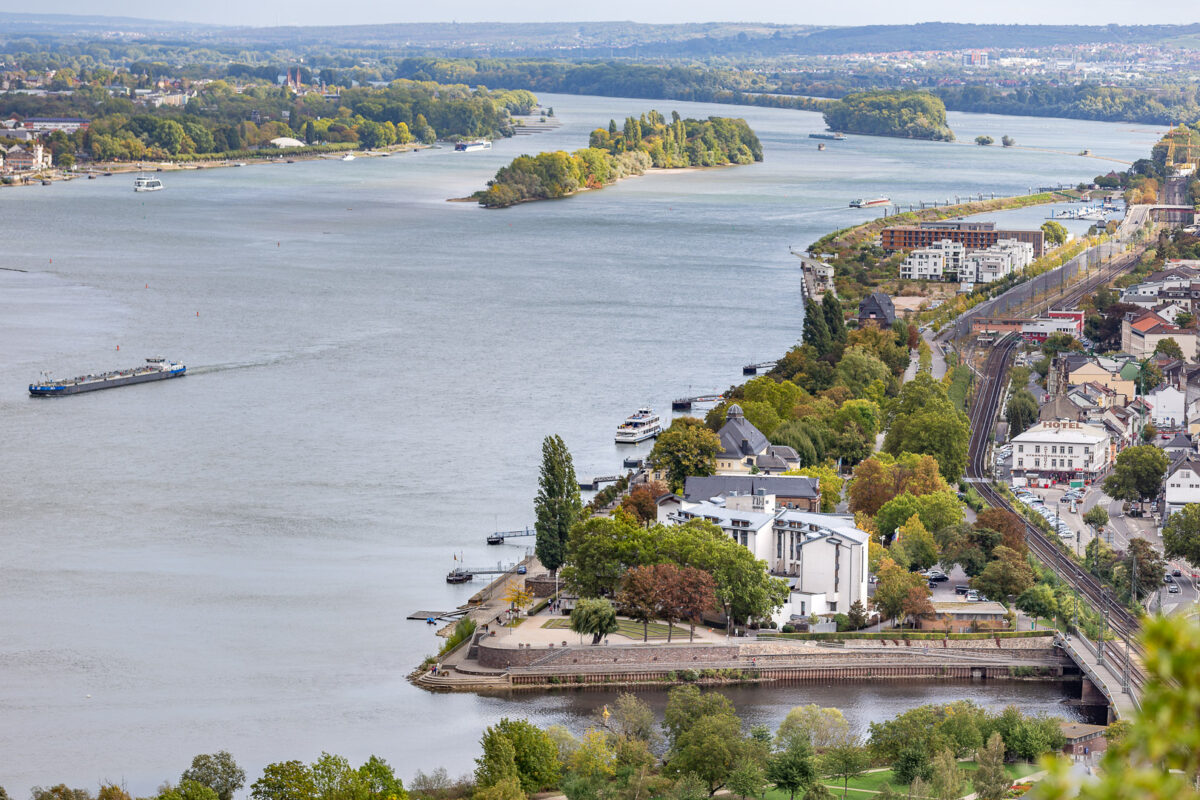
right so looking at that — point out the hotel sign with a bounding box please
[1044,421,1083,429]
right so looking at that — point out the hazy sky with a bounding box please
[24,0,1200,28]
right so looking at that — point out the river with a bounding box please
[0,94,1160,794]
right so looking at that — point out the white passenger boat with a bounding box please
[455,140,492,152]
[615,407,663,443]
[133,175,163,192]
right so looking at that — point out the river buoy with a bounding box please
[116,345,120,351]
[196,311,200,317]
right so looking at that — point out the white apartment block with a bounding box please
[1164,457,1200,518]
[899,239,964,281]
[959,239,1034,284]
[1010,420,1111,484]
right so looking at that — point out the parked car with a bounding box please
[954,585,969,595]
[966,590,980,601]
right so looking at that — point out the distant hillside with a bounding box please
[4,14,1200,56]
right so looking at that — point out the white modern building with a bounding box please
[1148,385,1186,429]
[1011,420,1111,485]
[1164,456,1200,518]
[899,239,965,281]
[669,494,869,624]
[959,239,1034,284]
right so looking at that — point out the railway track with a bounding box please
[965,333,1146,690]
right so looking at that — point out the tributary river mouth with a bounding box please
[0,93,1162,794]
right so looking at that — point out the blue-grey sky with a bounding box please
[23,0,1200,27]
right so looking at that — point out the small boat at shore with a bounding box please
[810,132,846,141]
[446,568,473,584]
[341,153,356,161]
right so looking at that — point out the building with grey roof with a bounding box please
[713,405,802,475]
[683,475,820,511]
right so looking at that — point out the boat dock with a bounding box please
[742,361,777,375]
[671,393,724,411]
[578,474,621,490]
[486,526,535,545]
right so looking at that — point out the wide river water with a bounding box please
[0,94,1161,793]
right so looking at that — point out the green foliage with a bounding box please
[803,298,832,353]
[1164,502,1200,568]
[160,783,219,800]
[823,91,954,141]
[357,757,408,800]
[251,762,317,800]
[1102,444,1170,502]
[667,712,746,795]
[971,545,1035,602]
[1082,505,1109,529]
[767,737,818,800]
[927,749,965,800]
[1155,336,1185,359]
[1005,390,1038,438]
[1041,220,1068,246]
[876,490,963,543]
[891,748,931,786]
[477,719,561,795]
[971,733,1009,800]
[570,598,620,645]
[975,135,994,146]
[439,617,478,656]
[776,705,851,750]
[726,762,766,800]
[535,434,582,574]
[182,752,246,800]
[648,418,722,493]
[883,373,970,484]
[480,111,761,206]
[1015,583,1058,623]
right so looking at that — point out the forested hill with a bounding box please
[823,92,954,142]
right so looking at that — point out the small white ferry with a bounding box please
[341,153,356,161]
[615,407,663,444]
[455,140,492,152]
[133,175,163,192]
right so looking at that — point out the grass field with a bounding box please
[762,761,1040,798]
[540,617,690,640]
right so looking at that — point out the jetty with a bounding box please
[578,474,621,490]
[742,361,777,375]
[671,393,724,411]
[487,526,535,545]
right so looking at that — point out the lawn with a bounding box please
[540,617,692,640]
[762,761,1039,798]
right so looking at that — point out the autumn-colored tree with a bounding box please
[975,509,1026,554]
[848,457,895,517]
[654,563,718,642]
[616,565,660,642]
[900,585,935,629]
[620,481,668,526]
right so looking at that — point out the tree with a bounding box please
[1015,584,1058,627]
[899,585,935,628]
[927,749,964,800]
[803,299,832,353]
[663,684,736,746]
[1102,445,1169,503]
[767,737,818,800]
[822,293,847,346]
[159,783,219,800]
[621,482,667,526]
[1041,220,1068,246]
[847,600,868,630]
[668,712,746,795]
[648,418,722,492]
[873,557,928,624]
[777,705,852,750]
[1124,537,1165,604]
[357,757,408,800]
[562,514,653,598]
[971,733,1009,800]
[1001,135,1015,147]
[821,739,869,799]
[891,748,931,786]
[1154,337,1184,360]
[534,434,582,574]
[894,514,939,571]
[182,752,246,800]
[1005,390,1038,438]
[1083,506,1109,530]
[311,753,368,800]
[570,598,619,644]
[836,347,890,398]
[567,730,616,782]
[786,465,843,513]
[252,762,316,800]
[616,565,660,641]
[883,374,970,484]
[481,719,561,795]
[727,762,766,800]
[655,563,718,641]
[975,135,994,145]
[1163,502,1200,567]
[975,509,1026,555]
[971,545,1034,602]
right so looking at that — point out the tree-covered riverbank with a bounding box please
[474,110,762,208]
